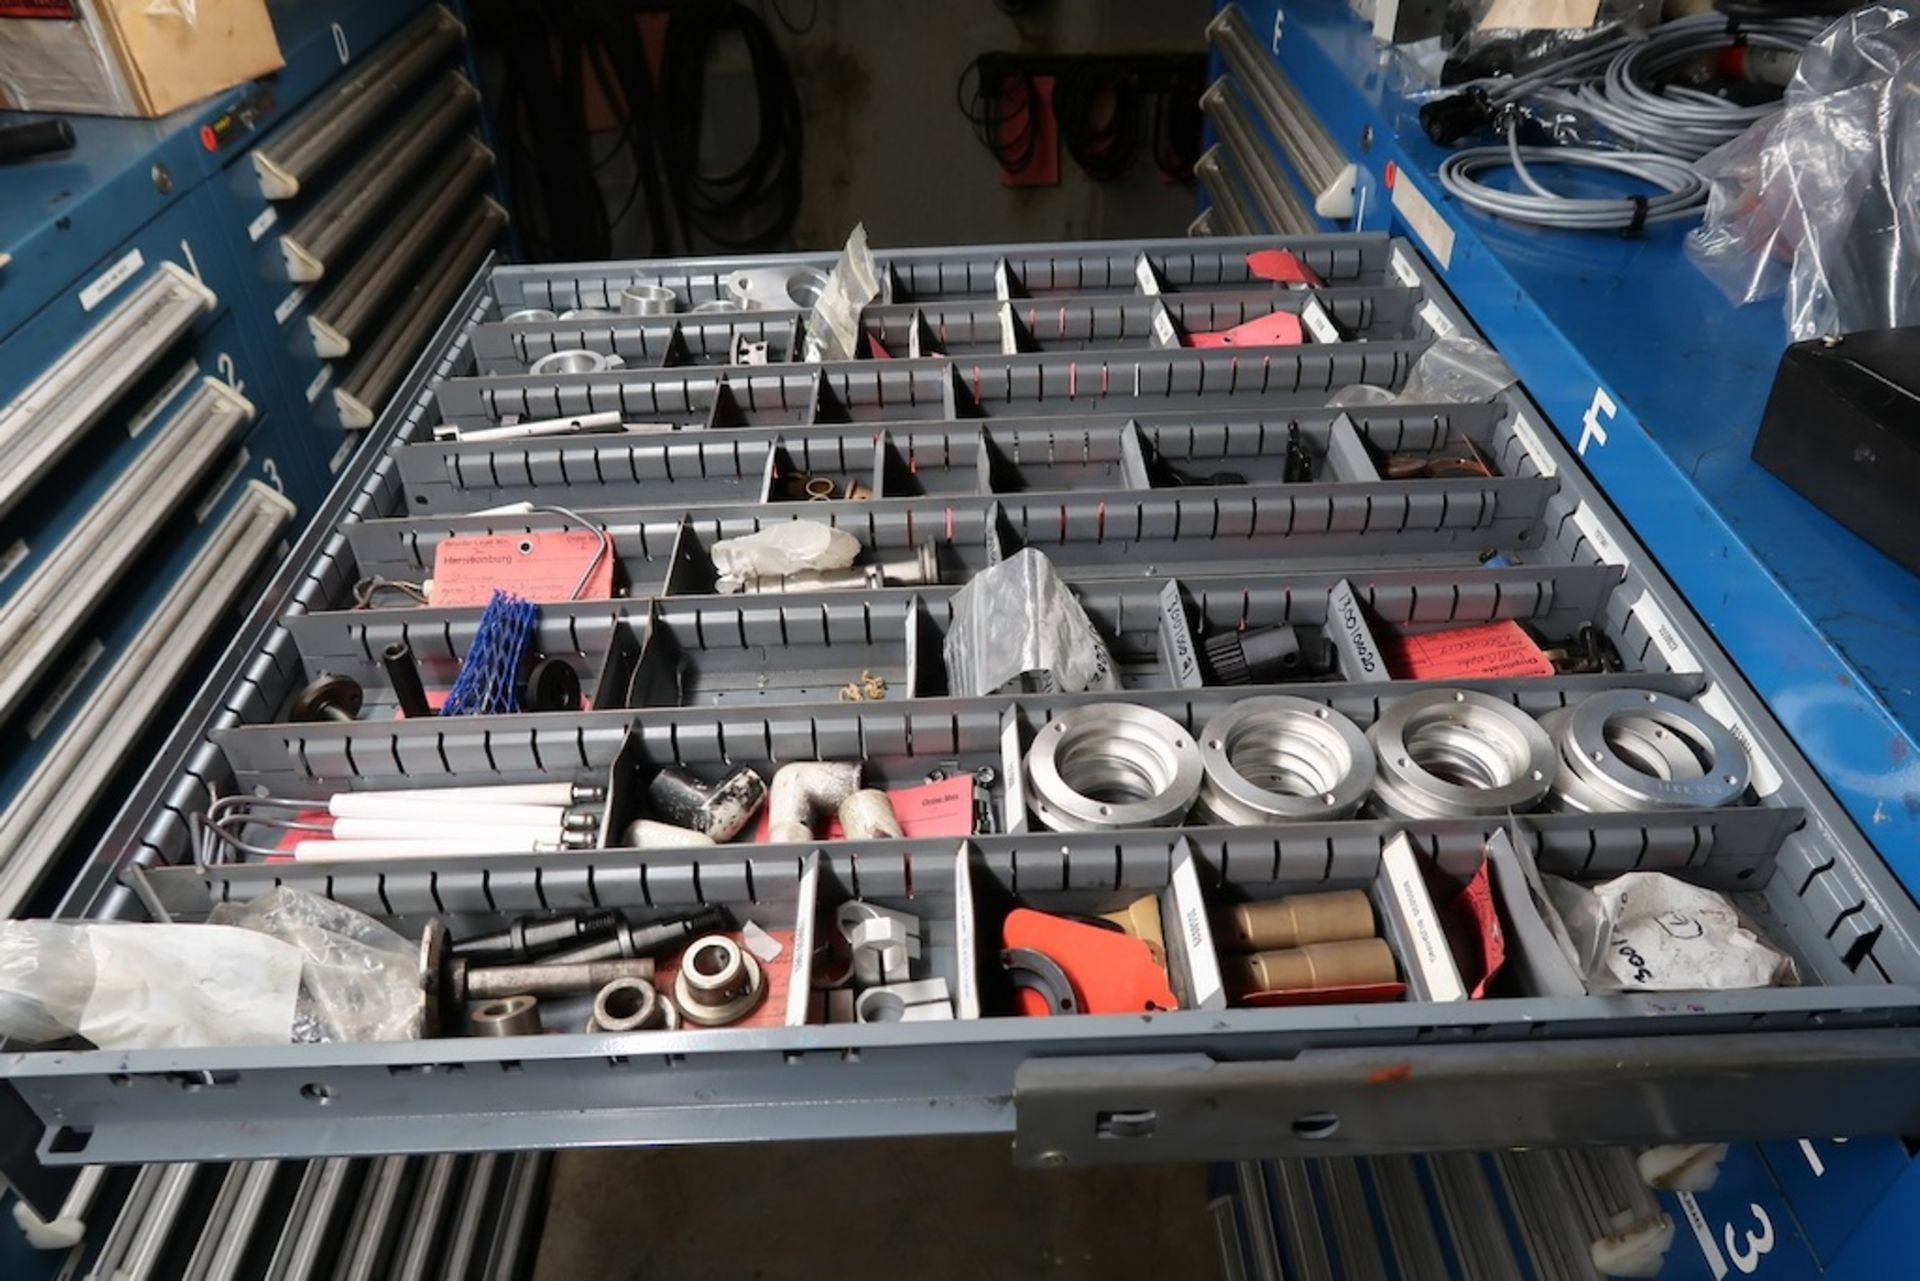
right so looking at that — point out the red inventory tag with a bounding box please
[1186,312,1305,349]
[430,531,613,607]
[1245,249,1325,288]
[0,2,79,17]
[1383,619,1554,680]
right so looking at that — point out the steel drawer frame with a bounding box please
[7,235,1920,1182]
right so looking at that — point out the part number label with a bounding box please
[1630,590,1700,674]
[274,285,311,326]
[1697,683,1785,797]
[248,205,279,242]
[1569,500,1624,566]
[79,248,144,312]
[1389,176,1455,270]
[1505,408,1558,478]
[1416,299,1454,338]
[305,364,333,404]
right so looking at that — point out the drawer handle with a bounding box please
[0,263,216,522]
[0,481,294,915]
[0,378,253,722]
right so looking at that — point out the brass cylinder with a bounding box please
[1216,890,1375,952]
[1224,938,1397,995]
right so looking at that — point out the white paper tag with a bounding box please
[1167,845,1226,1010]
[1381,833,1465,1001]
[26,639,104,740]
[992,258,1014,301]
[328,433,355,474]
[1390,178,1455,270]
[1327,578,1388,682]
[1417,299,1455,338]
[1300,297,1343,344]
[1569,500,1624,566]
[1630,591,1700,673]
[999,302,1022,354]
[127,362,200,439]
[953,845,980,1019]
[1133,254,1162,296]
[786,854,821,1026]
[274,284,311,326]
[1505,408,1558,477]
[247,205,280,242]
[79,249,145,312]
[1388,246,1422,288]
[999,712,1027,833]
[1157,579,1203,687]
[741,920,784,963]
[1696,683,1785,797]
[305,364,334,403]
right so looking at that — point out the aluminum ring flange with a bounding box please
[1540,706,1706,813]
[1197,697,1374,823]
[1368,688,1555,819]
[1562,689,1748,811]
[1025,703,1203,832]
[529,348,621,377]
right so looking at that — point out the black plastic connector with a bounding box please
[1419,88,1495,146]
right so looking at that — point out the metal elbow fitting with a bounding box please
[766,762,862,842]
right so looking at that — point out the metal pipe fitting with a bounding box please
[529,348,623,377]
[619,283,676,316]
[1197,697,1374,823]
[1367,689,1555,820]
[1544,690,1749,812]
[1025,703,1203,832]
[838,789,904,839]
[767,761,863,842]
[645,765,768,841]
[623,819,716,849]
[673,935,765,1026]
[469,994,541,1037]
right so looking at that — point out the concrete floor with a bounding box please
[532,1138,1213,1280]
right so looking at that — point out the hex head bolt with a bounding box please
[291,674,364,723]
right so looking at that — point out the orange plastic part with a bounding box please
[1002,908,1177,1016]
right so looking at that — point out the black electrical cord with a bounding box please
[768,0,818,36]
[957,54,1041,173]
[1150,69,1202,182]
[1054,63,1142,180]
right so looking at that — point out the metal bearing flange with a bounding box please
[673,935,765,1026]
[529,348,623,377]
[1368,688,1555,819]
[1549,689,1748,811]
[1197,697,1374,824]
[1025,703,1203,833]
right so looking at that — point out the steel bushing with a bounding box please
[1197,697,1374,823]
[589,978,679,1032]
[469,994,541,1037]
[501,307,556,323]
[1546,689,1748,812]
[1367,688,1555,819]
[673,935,765,1026]
[529,348,621,377]
[1025,703,1203,832]
[619,282,676,316]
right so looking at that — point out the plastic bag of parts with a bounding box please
[1439,0,1653,87]
[0,920,304,1050]
[944,549,1120,697]
[710,521,862,591]
[802,223,882,364]
[1330,333,1517,406]
[208,886,424,1042]
[1544,872,1797,992]
[1687,5,1920,339]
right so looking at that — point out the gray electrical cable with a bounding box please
[1437,122,1709,231]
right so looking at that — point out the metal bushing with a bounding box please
[1025,703,1203,833]
[1197,697,1374,824]
[501,307,556,323]
[469,994,541,1037]
[619,282,676,316]
[1368,689,1555,820]
[529,348,621,377]
[673,936,765,1027]
[588,978,679,1032]
[559,307,614,320]
[1551,689,1749,812]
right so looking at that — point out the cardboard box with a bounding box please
[0,0,283,118]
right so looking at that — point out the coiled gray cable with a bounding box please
[1437,121,1710,231]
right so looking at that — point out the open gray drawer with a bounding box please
[6,234,1919,1186]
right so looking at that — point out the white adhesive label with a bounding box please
[1388,247,1421,288]
[1150,303,1179,349]
[999,713,1027,833]
[992,259,1014,301]
[1630,590,1700,674]
[305,364,334,403]
[79,249,145,312]
[1696,683,1785,797]
[193,448,248,523]
[274,285,311,326]
[1300,297,1342,344]
[999,303,1021,354]
[1168,847,1225,1010]
[126,362,200,439]
[1390,176,1455,269]
[0,538,29,587]
[1133,255,1161,296]
[1505,408,1558,478]
[247,205,279,242]
[1417,299,1455,338]
[1157,580,1202,687]
[328,433,356,474]
[1569,500,1624,566]
[27,639,103,739]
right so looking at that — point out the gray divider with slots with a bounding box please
[6,233,1920,1185]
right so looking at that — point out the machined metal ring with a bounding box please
[726,265,829,311]
[501,307,556,324]
[559,307,614,320]
[529,348,621,377]
[469,993,541,1037]
[589,978,659,1032]
[1553,689,1749,811]
[1197,697,1374,823]
[1025,703,1203,832]
[1368,688,1555,819]
[673,935,765,1026]
[619,282,676,316]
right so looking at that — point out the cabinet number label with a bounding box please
[1679,1192,1776,1279]
[79,248,144,312]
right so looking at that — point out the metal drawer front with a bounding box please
[278,74,479,283]
[0,481,293,915]
[307,140,495,359]
[0,263,216,521]
[0,378,254,722]
[251,5,466,201]
[1204,80,1318,236]
[1210,5,1352,218]
[1196,145,1266,236]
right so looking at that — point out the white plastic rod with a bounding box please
[293,837,559,862]
[12,1165,106,1250]
[334,783,588,807]
[326,795,568,825]
[328,817,564,844]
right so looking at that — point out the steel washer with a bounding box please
[1562,689,1748,810]
[1024,703,1203,832]
[1368,688,1555,818]
[1197,696,1374,823]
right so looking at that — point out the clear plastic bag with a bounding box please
[208,887,424,1043]
[1688,5,1920,339]
[943,549,1119,697]
[1544,873,1796,992]
[801,224,882,364]
[1331,333,1516,406]
[709,521,862,592]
